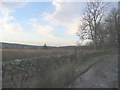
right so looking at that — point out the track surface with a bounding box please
[69,54,118,88]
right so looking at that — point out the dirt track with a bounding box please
[69,53,118,88]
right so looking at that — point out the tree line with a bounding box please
[77,2,119,50]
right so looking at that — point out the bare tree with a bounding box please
[104,8,118,48]
[76,20,91,46]
[77,2,109,50]
[95,22,108,49]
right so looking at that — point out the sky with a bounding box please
[0,0,118,46]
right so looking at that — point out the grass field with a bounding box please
[2,48,75,61]
[2,47,112,61]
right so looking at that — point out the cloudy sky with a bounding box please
[0,0,118,46]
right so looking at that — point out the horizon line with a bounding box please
[0,41,77,47]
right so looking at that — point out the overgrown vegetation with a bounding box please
[3,49,116,88]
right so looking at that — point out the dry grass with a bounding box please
[3,48,116,88]
[2,48,75,61]
[2,47,110,61]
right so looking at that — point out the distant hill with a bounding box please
[0,42,76,49]
[0,42,42,49]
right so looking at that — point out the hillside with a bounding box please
[0,42,42,49]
